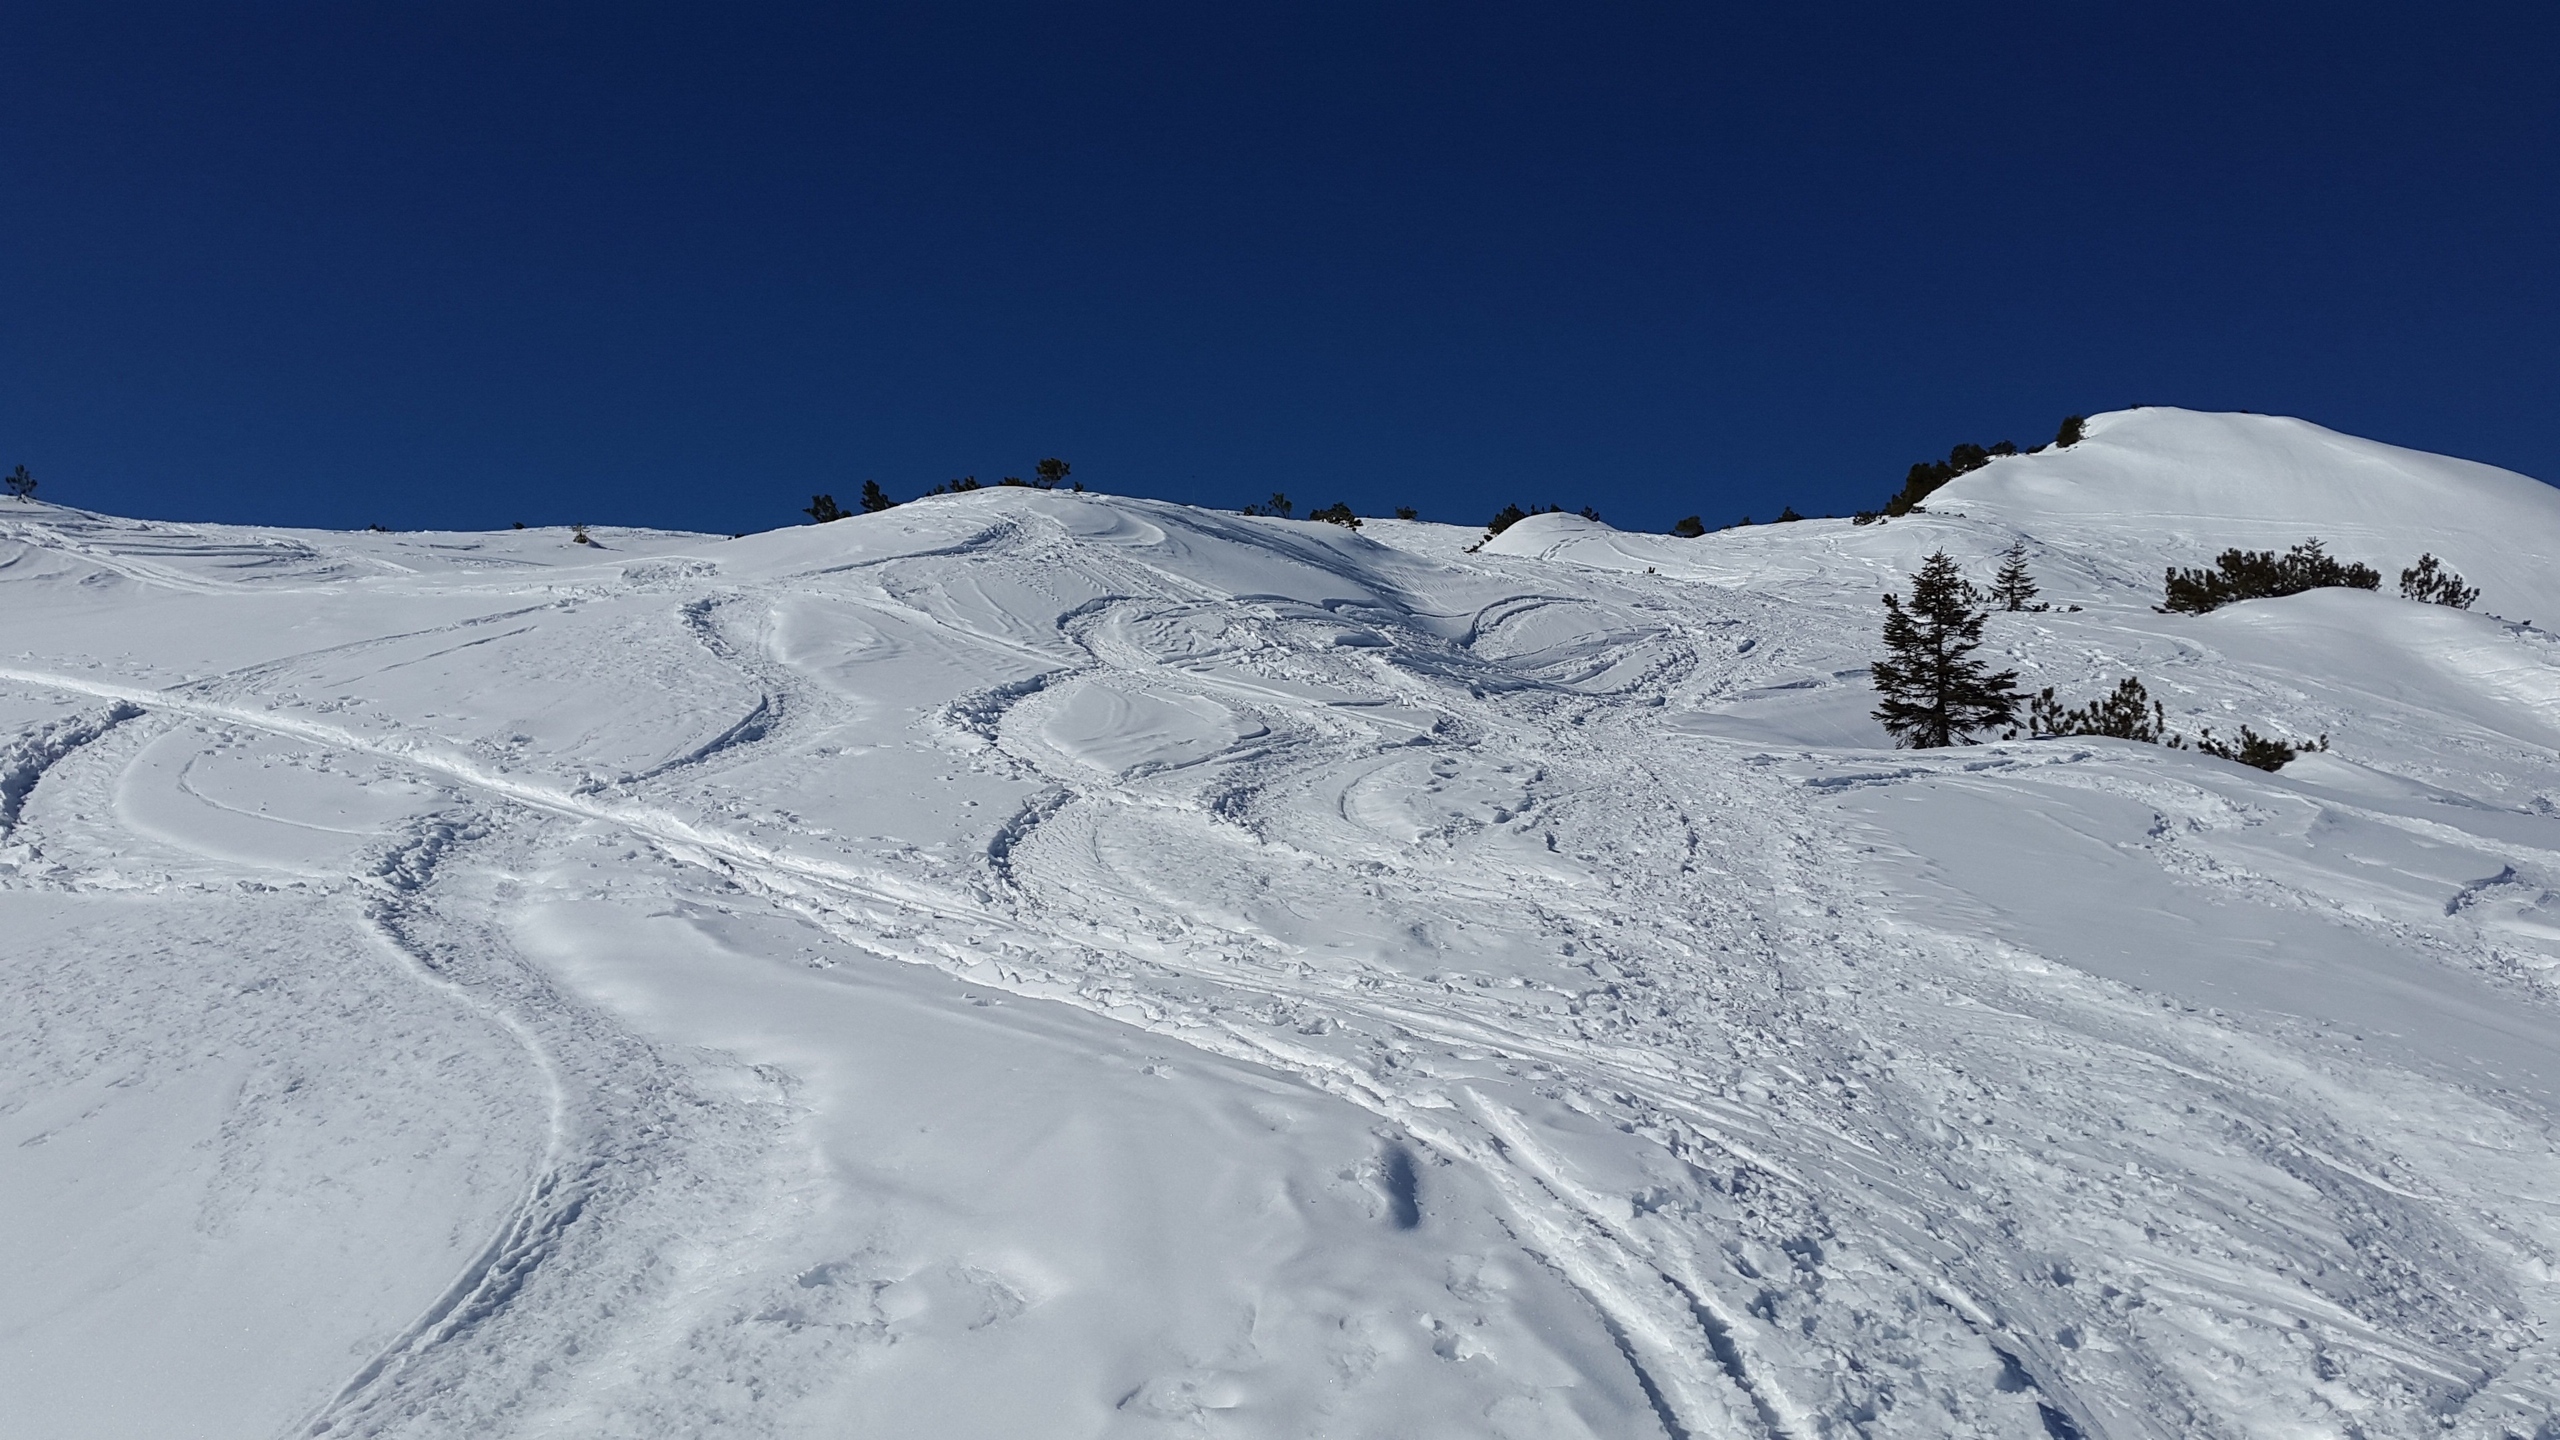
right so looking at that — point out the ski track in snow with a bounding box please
[6,409,2560,1437]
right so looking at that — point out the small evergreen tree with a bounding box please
[1774,506,1803,523]
[806,494,849,523]
[927,476,982,495]
[1485,503,1528,535]
[1034,457,1071,490]
[1989,540,2039,611]
[1243,492,1294,518]
[2399,553,2478,609]
[1579,505,1603,522]
[1394,505,1419,520]
[1309,501,1361,529]
[1672,515,1706,538]
[1871,550,2021,748]
[3,465,33,500]
[2055,414,2086,448]
[572,523,593,545]
[859,480,896,513]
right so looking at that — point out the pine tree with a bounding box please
[859,480,895,513]
[1034,457,1071,490]
[1672,515,1705,538]
[2,465,33,500]
[1871,550,2021,748]
[806,494,848,523]
[1990,540,2039,611]
[2399,553,2478,609]
[2055,414,2086,448]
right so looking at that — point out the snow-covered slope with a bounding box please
[5,410,2560,1438]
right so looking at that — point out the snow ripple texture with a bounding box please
[4,409,2560,1437]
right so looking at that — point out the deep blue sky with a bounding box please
[4,4,2554,535]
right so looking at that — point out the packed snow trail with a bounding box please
[4,409,2560,1437]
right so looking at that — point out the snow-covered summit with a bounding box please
[1940,406,2560,619]
[5,416,2560,1438]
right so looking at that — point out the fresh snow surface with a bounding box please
[5,407,2560,1438]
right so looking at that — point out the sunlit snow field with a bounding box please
[5,409,2560,1438]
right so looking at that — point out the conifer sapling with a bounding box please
[1990,540,2040,611]
[1871,550,2021,748]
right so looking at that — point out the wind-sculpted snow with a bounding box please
[4,410,2560,1437]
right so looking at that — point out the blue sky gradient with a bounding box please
[3,3,2553,534]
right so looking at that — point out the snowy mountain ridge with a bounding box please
[5,409,2560,1439]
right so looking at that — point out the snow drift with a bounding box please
[4,409,2559,1438]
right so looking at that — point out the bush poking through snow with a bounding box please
[2399,553,2479,609]
[1242,492,1294,518]
[2030,677,2173,743]
[2195,726,2327,771]
[1034,457,1071,490]
[1871,550,2021,748]
[2024,675,2328,770]
[2161,537,2380,613]
[1393,506,1419,520]
[859,480,896,513]
[1308,502,1361,530]
[1672,515,1706,538]
[805,494,849,523]
[2055,414,2086,448]
[2,465,32,500]
[1990,541,2041,611]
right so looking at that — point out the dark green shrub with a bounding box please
[1393,506,1419,520]
[2055,414,2086,448]
[1672,515,1706,538]
[1034,457,1071,490]
[805,494,849,523]
[1243,492,1294,518]
[1309,501,1361,529]
[2399,553,2478,609]
[2196,726,2326,771]
[2030,677,2170,742]
[1485,503,1528,535]
[2,465,33,500]
[860,480,896,513]
[2162,538,2380,613]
